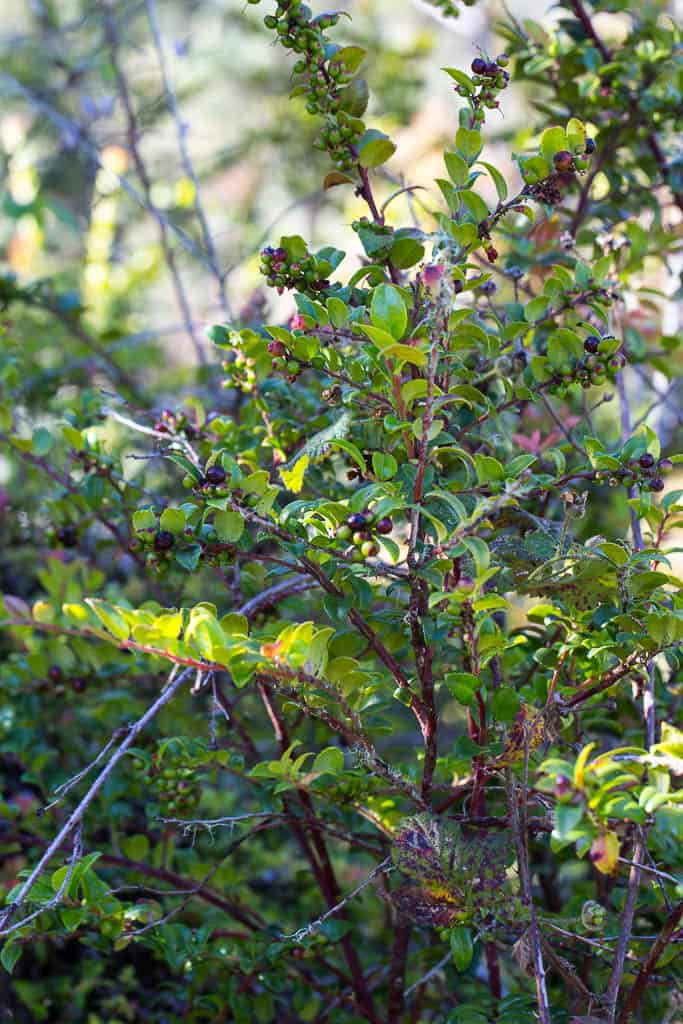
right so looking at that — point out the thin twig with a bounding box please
[144,0,232,319]
[605,835,645,1023]
[285,858,392,943]
[102,2,206,365]
[0,668,191,933]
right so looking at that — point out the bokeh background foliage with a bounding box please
[0,0,682,1021]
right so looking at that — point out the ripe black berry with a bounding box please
[56,525,78,547]
[205,464,227,486]
[154,531,175,552]
[71,677,87,693]
[584,336,600,354]
[347,512,367,530]
[47,665,63,683]
[375,517,393,535]
[650,477,665,492]
[584,138,596,154]
[639,453,655,469]
[471,57,487,75]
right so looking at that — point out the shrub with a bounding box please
[1,0,682,1021]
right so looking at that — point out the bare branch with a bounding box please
[0,668,191,933]
[144,0,232,320]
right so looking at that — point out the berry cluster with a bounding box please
[335,508,393,561]
[547,335,627,397]
[257,1,366,172]
[132,753,201,817]
[221,349,257,394]
[153,407,203,440]
[460,54,510,126]
[313,112,364,172]
[260,245,330,297]
[597,451,672,492]
[46,664,88,693]
[268,339,303,382]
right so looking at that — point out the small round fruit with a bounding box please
[553,150,574,172]
[375,517,393,535]
[48,665,63,683]
[352,531,368,546]
[639,453,656,469]
[471,57,487,75]
[346,512,367,530]
[154,530,175,552]
[336,524,352,541]
[584,138,596,154]
[71,677,87,694]
[361,541,379,558]
[57,525,78,548]
[268,339,286,357]
[584,336,600,354]
[496,53,509,67]
[650,477,665,492]
[205,464,227,486]
[658,458,673,473]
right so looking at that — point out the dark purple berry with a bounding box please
[346,512,368,530]
[375,517,393,535]
[650,477,665,492]
[56,525,78,548]
[584,138,596,154]
[584,336,600,354]
[154,531,175,552]
[71,677,87,694]
[471,57,487,75]
[639,453,656,469]
[205,464,227,486]
[553,150,574,172]
[47,665,63,683]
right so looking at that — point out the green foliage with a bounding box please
[1,0,682,1021]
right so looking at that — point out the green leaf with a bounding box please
[32,427,53,457]
[445,671,479,704]
[442,68,475,94]
[213,508,245,543]
[450,926,474,971]
[444,151,469,186]
[358,129,396,168]
[84,600,130,640]
[473,454,504,484]
[455,126,482,165]
[330,438,367,473]
[159,507,186,534]
[459,189,489,223]
[1,941,22,973]
[175,544,202,571]
[370,284,408,339]
[313,747,344,775]
[491,687,521,723]
[329,45,367,73]
[133,508,156,534]
[372,451,398,480]
[383,343,427,367]
[554,802,584,839]
[540,125,568,167]
[390,235,424,269]
[327,296,349,329]
[566,117,586,153]
[477,160,508,202]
